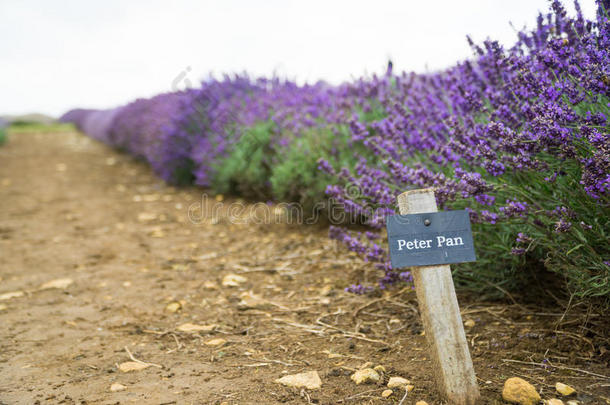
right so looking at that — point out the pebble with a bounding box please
[222,274,248,287]
[110,383,126,392]
[137,212,156,222]
[165,301,181,313]
[387,376,410,389]
[415,402,429,405]
[150,227,165,238]
[464,319,476,327]
[556,382,576,396]
[545,399,564,405]
[39,278,73,290]
[118,362,150,372]
[205,338,227,347]
[373,365,386,373]
[274,370,322,390]
[381,389,393,398]
[176,323,216,333]
[0,291,23,301]
[237,291,271,310]
[502,377,541,405]
[198,252,218,260]
[351,368,380,384]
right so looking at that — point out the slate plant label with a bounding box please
[386,210,476,268]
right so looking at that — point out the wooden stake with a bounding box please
[397,188,480,405]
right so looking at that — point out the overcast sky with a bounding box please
[0,0,598,117]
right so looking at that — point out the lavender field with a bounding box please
[61,1,609,306]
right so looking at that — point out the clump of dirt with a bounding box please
[0,130,608,404]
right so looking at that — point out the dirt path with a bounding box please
[0,130,608,405]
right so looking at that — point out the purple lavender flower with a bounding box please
[499,200,529,218]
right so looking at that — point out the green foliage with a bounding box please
[270,125,362,210]
[212,120,274,198]
[270,101,388,211]
[0,128,6,145]
[212,119,377,215]
[453,168,609,300]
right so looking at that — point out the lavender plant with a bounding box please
[320,1,609,299]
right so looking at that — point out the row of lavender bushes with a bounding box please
[61,1,609,304]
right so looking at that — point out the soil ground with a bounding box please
[0,129,608,405]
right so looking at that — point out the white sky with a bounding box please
[0,0,598,117]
